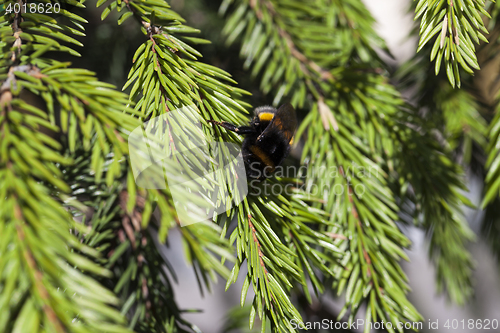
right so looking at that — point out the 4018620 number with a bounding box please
[4,2,61,14]
[444,319,499,330]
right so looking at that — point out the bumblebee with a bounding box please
[208,103,297,181]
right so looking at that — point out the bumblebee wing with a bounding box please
[258,103,297,142]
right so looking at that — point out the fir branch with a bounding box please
[398,2,484,304]
[221,1,424,331]
[481,3,500,209]
[0,1,163,330]
[398,55,488,165]
[0,75,130,333]
[392,108,476,304]
[62,150,210,332]
[220,178,346,332]
[467,1,500,263]
[413,0,492,88]
[247,0,334,81]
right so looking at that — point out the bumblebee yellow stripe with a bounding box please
[250,146,275,170]
[258,112,274,121]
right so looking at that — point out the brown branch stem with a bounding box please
[249,0,334,81]
[15,207,65,333]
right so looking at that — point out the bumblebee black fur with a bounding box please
[209,103,297,181]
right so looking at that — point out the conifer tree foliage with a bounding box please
[0,1,499,333]
[403,0,500,301]
[414,0,492,88]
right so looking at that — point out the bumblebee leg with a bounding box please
[207,120,255,134]
[207,120,238,132]
[232,126,256,134]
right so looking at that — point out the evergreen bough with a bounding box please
[0,0,499,332]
